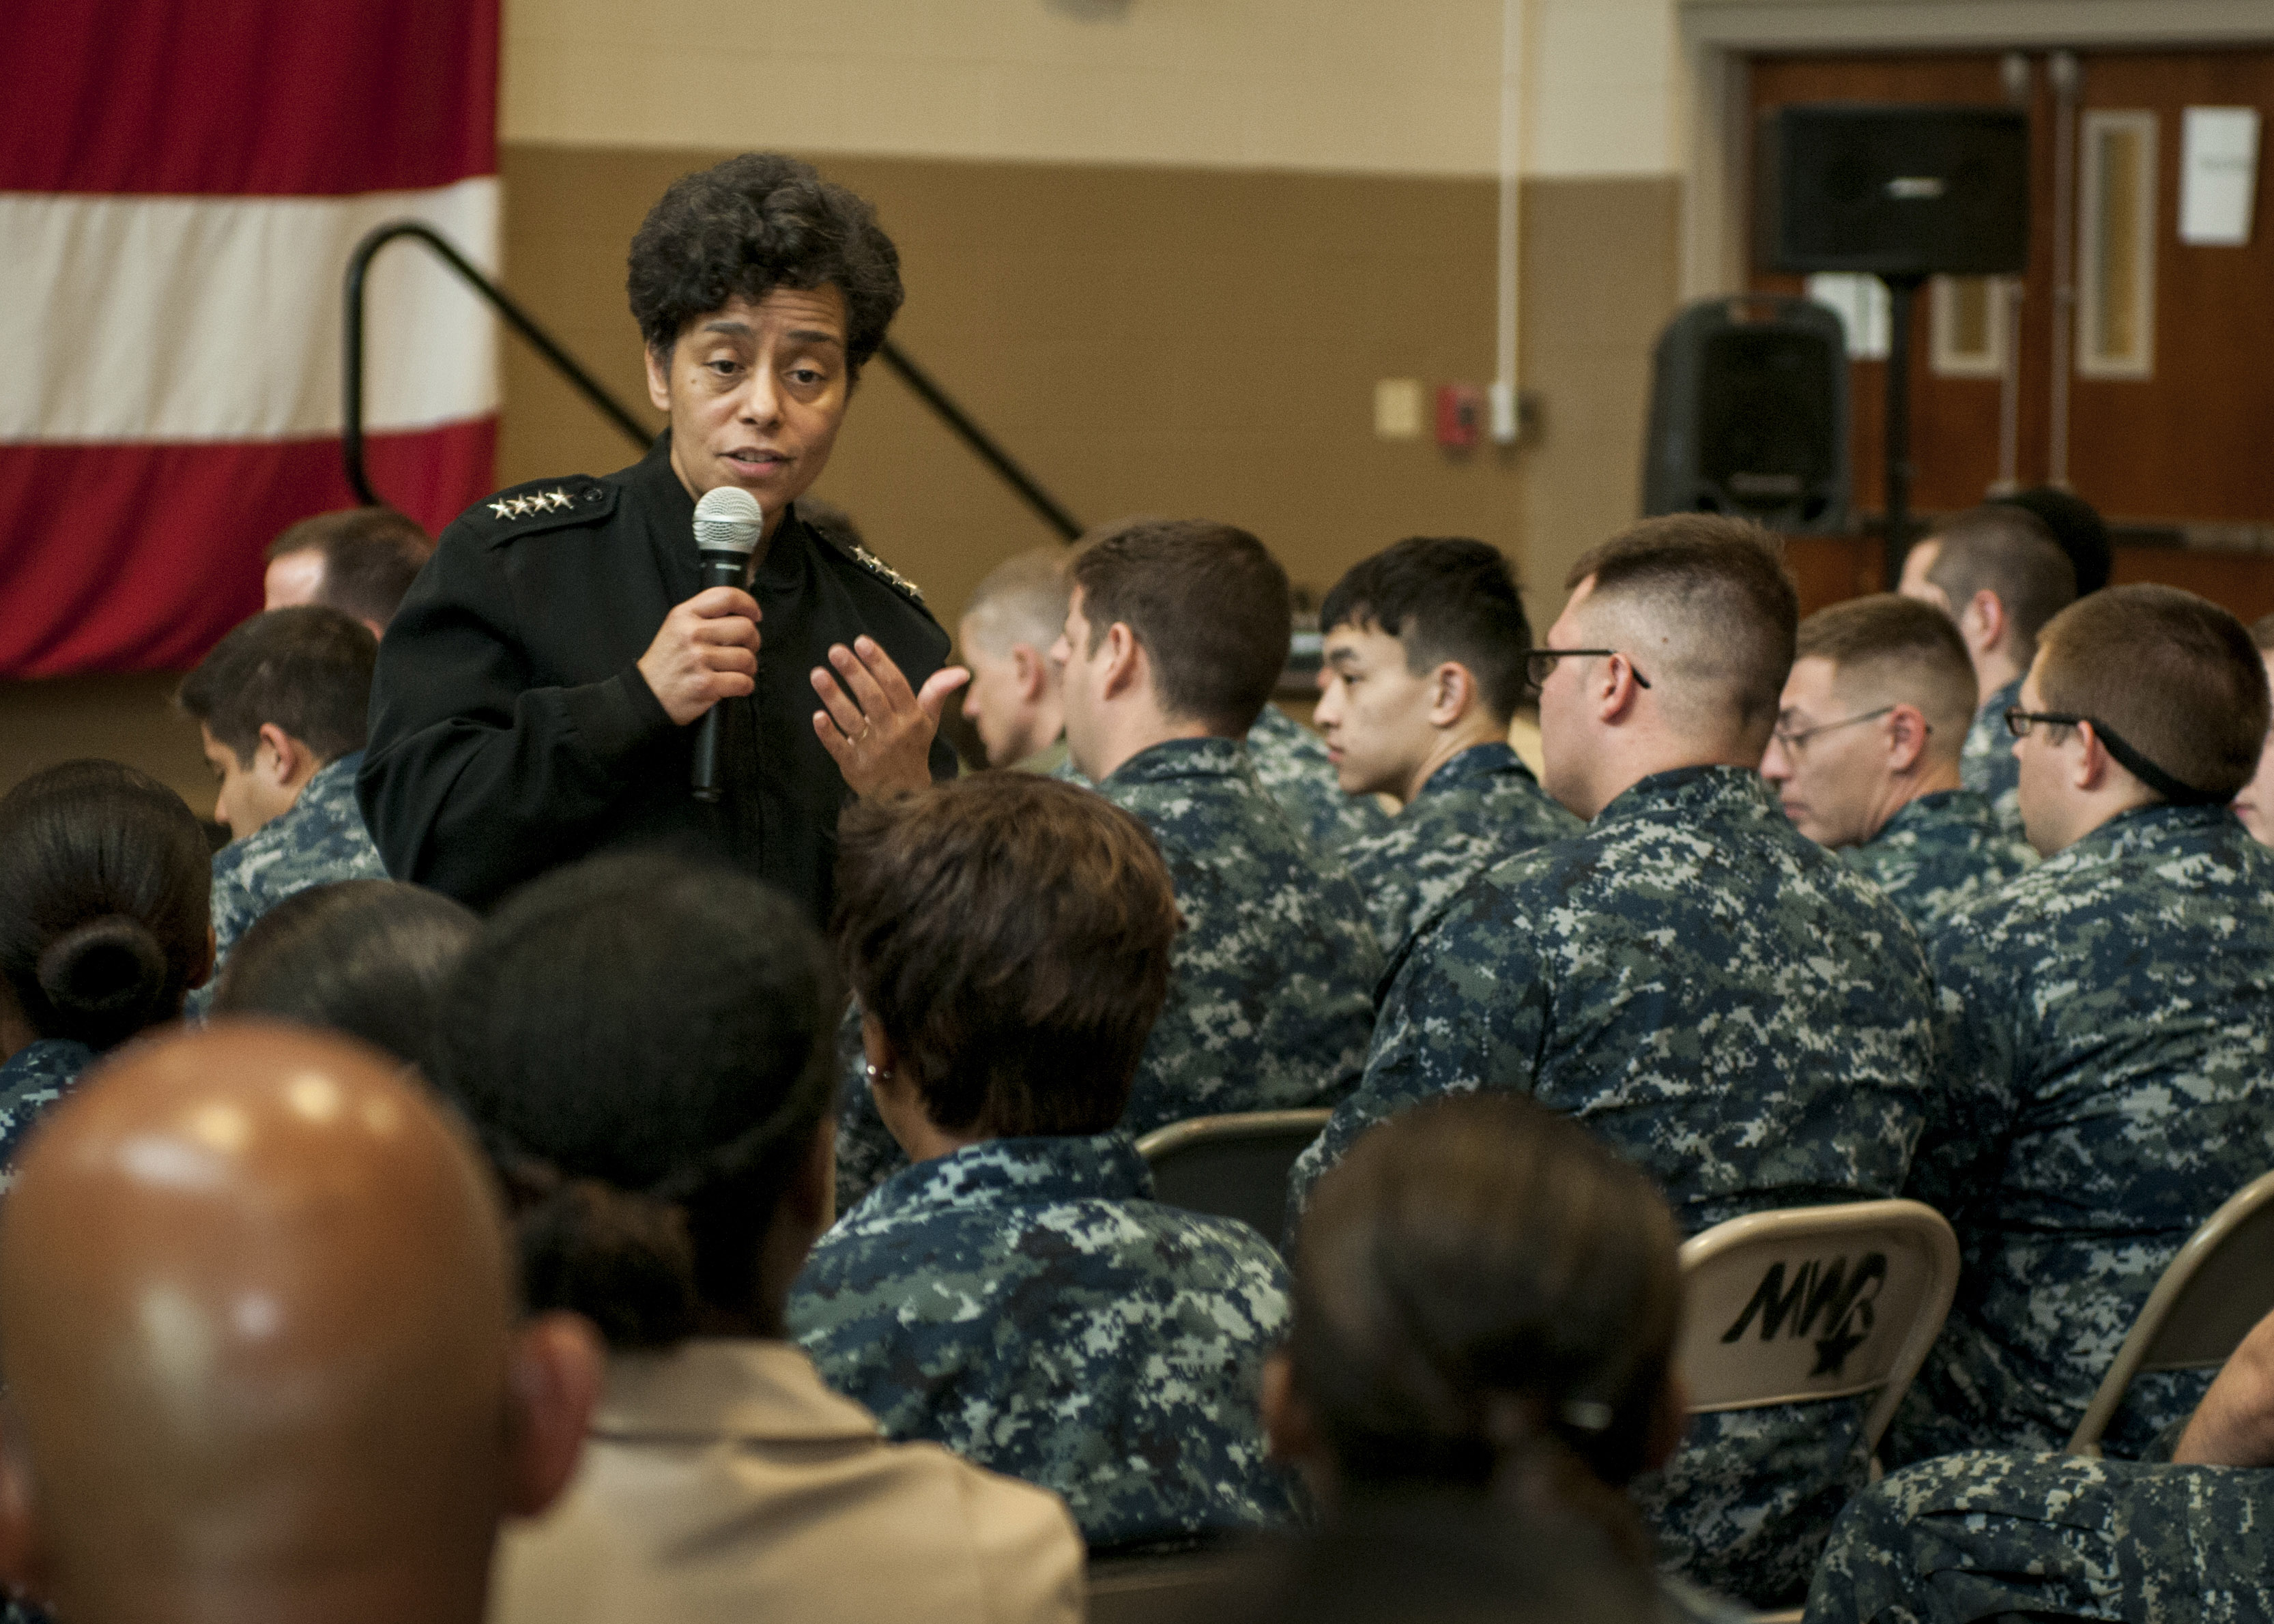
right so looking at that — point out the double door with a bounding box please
[1748,48,2274,540]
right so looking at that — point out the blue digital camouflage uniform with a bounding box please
[835,735,1383,1207]
[190,751,387,1015]
[1338,742,1581,954]
[1958,676,2024,832]
[1889,803,2274,1466]
[1246,701,1390,853]
[1804,1451,2274,1624]
[788,1131,1297,1549]
[1291,765,1940,1605]
[1839,787,2035,933]
[0,1038,96,1193]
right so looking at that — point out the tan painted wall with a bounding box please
[502,0,1682,179]
[495,146,1680,639]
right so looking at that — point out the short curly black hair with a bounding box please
[627,153,904,374]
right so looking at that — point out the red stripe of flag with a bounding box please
[0,423,498,676]
[0,1,497,196]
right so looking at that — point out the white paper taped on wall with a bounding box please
[2181,106,2260,247]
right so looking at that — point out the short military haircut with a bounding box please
[213,880,479,1079]
[264,506,432,628]
[1069,518,1291,734]
[833,775,1179,1140]
[2251,612,2274,654]
[1319,538,1534,723]
[1925,505,2076,661]
[176,606,377,768]
[2035,584,2270,802]
[962,547,1071,656]
[628,152,903,375]
[1564,514,1799,732]
[1795,594,1976,764]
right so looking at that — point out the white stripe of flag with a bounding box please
[0,177,500,444]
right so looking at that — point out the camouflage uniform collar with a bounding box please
[876,1131,1154,1216]
[592,1337,880,1445]
[1414,741,1526,800]
[2060,798,2242,865]
[0,1036,95,1088]
[1104,734,1249,787]
[300,749,365,808]
[1594,764,1774,827]
[1878,786,1991,836]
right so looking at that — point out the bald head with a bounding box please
[0,1024,595,1624]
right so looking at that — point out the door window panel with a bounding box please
[2077,109,2159,378]
[1931,276,2011,377]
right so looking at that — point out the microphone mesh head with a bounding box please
[693,486,764,557]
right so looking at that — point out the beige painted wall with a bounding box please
[502,0,1683,179]
[496,147,1681,637]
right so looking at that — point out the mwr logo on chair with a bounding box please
[1720,1253,1888,1379]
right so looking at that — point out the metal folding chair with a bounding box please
[1678,1199,1961,1624]
[2067,1167,2274,1458]
[1134,1109,1331,1239]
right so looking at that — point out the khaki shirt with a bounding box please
[492,1339,1084,1624]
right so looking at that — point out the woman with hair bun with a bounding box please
[0,761,212,1179]
[1256,1093,1748,1624]
[437,851,1081,1624]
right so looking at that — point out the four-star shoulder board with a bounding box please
[846,542,927,608]
[489,489,577,519]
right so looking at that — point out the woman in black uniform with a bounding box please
[358,154,966,923]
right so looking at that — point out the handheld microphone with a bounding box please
[689,487,764,802]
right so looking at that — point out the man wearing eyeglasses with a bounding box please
[1290,514,1938,1609]
[1888,584,2274,1471]
[1761,595,2033,931]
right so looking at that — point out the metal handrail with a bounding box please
[871,343,1082,540]
[341,219,1083,540]
[343,221,650,504]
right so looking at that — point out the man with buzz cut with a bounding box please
[1312,536,1577,952]
[956,547,1073,774]
[175,606,388,1002]
[1291,514,1937,1608]
[1889,584,2274,1468]
[831,518,1383,1210]
[1761,593,2033,931]
[1899,504,2076,831]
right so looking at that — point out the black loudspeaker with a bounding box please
[1756,104,2031,276]
[1642,296,1850,534]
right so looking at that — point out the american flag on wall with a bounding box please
[0,1,501,677]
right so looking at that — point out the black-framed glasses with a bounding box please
[2004,707,2083,739]
[1772,706,1901,755]
[1525,648,1653,689]
[2003,707,2223,807]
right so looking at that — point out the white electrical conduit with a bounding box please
[1491,0,1528,444]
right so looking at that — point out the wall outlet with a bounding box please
[1374,378,1424,439]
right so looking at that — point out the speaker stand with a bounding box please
[1879,273,1925,588]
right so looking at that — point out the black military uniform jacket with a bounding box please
[357,436,954,922]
